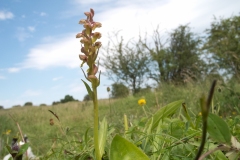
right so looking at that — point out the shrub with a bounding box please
[12,105,21,108]
[0,105,4,109]
[52,101,60,105]
[40,104,47,106]
[24,102,33,106]
[83,94,92,101]
[60,95,78,103]
[111,82,129,98]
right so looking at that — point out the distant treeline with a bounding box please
[0,95,79,109]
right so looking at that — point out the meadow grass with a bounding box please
[0,80,239,159]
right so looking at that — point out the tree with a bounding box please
[60,95,77,103]
[52,101,60,105]
[204,15,240,81]
[167,25,204,83]
[141,26,169,83]
[0,105,4,109]
[142,25,204,84]
[83,94,92,101]
[111,82,129,98]
[101,32,151,94]
[24,102,33,106]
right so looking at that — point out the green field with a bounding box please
[0,80,240,159]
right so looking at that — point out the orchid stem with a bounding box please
[92,85,101,160]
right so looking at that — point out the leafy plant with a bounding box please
[24,102,33,106]
[111,82,129,98]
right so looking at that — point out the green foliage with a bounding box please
[102,16,240,85]
[142,25,204,84]
[98,117,108,158]
[111,82,129,98]
[0,105,3,109]
[146,100,183,131]
[3,11,240,160]
[110,135,149,160]
[16,143,29,157]
[52,101,60,105]
[39,104,47,106]
[213,80,240,115]
[204,14,240,81]
[60,95,77,103]
[82,79,93,100]
[207,113,231,144]
[24,102,33,106]
[1,81,240,159]
[51,95,78,105]
[167,25,204,83]
[83,94,92,101]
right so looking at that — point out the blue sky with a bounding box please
[0,0,240,108]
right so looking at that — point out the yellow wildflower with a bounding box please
[138,98,146,106]
[3,130,11,135]
[198,112,202,116]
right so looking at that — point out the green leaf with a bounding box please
[97,70,101,87]
[152,120,163,160]
[207,113,231,144]
[81,79,93,99]
[182,103,195,128]
[110,135,149,160]
[143,117,153,149]
[98,117,108,158]
[17,143,29,156]
[84,127,90,146]
[5,144,12,154]
[146,100,183,131]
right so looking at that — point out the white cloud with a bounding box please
[8,67,20,73]
[0,10,14,20]
[28,26,35,32]
[70,0,240,38]
[40,12,47,16]
[41,36,54,42]
[98,0,238,42]
[21,15,26,18]
[12,0,240,71]
[21,34,81,69]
